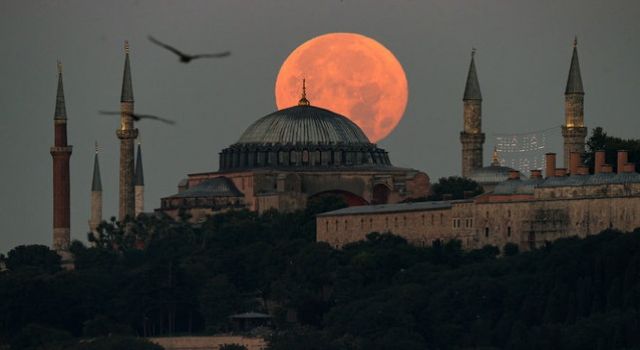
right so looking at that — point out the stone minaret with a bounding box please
[460,49,485,177]
[561,37,587,169]
[134,142,144,216]
[89,142,102,235]
[116,41,138,220]
[50,61,73,255]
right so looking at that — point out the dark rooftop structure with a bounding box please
[170,176,242,198]
[317,200,458,217]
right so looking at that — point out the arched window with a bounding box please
[303,150,309,163]
[485,227,489,237]
[507,226,512,237]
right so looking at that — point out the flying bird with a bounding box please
[148,36,230,63]
[99,111,176,125]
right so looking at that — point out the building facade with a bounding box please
[318,151,640,250]
[157,89,431,222]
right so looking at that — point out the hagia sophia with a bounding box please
[49,38,640,259]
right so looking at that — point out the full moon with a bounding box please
[275,33,408,143]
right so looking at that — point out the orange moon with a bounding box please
[275,33,408,143]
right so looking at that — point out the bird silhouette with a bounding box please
[99,111,176,125]
[148,36,230,63]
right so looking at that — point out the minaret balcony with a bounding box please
[116,128,139,139]
[50,146,73,155]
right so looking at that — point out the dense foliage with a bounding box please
[585,127,640,172]
[406,176,484,202]
[1,196,639,349]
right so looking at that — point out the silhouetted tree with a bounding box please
[585,127,640,172]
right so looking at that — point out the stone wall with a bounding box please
[160,168,431,220]
[149,335,266,350]
[317,206,453,248]
[317,186,640,251]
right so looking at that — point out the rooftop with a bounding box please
[236,105,371,145]
[317,200,460,217]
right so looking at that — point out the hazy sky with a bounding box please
[1,0,639,252]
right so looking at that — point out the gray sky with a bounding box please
[1,0,639,253]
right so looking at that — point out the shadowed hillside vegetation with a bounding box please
[1,196,639,349]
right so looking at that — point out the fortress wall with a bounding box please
[317,207,452,248]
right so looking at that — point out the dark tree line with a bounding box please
[1,195,640,349]
[585,126,640,172]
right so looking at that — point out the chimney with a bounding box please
[442,194,453,201]
[555,168,567,177]
[577,166,589,175]
[594,150,605,174]
[617,150,628,174]
[545,153,556,178]
[623,163,635,173]
[569,152,581,175]
[601,164,613,173]
[530,169,543,179]
[463,190,473,199]
[508,170,520,180]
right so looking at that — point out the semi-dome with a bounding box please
[468,165,514,184]
[237,105,371,145]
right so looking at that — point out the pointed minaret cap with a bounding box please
[54,60,67,119]
[463,48,482,101]
[298,78,310,106]
[565,36,584,95]
[92,142,102,192]
[134,142,144,186]
[121,40,134,102]
[491,146,500,166]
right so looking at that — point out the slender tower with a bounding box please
[116,41,138,220]
[460,49,485,177]
[89,142,102,235]
[50,61,73,255]
[134,142,144,216]
[561,37,587,169]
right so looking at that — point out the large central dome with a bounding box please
[218,102,392,171]
[237,105,371,145]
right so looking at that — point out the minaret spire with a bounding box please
[89,142,103,236]
[50,61,73,264]
[54,61,67,120]
[561,36,587,168]
[121,40,134,103]
[565,36,584,95]
[460,48,485,177]
[134,142,145,216]
[116,41,138,220]
[463,48,482,101]
[92,142,102,191]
